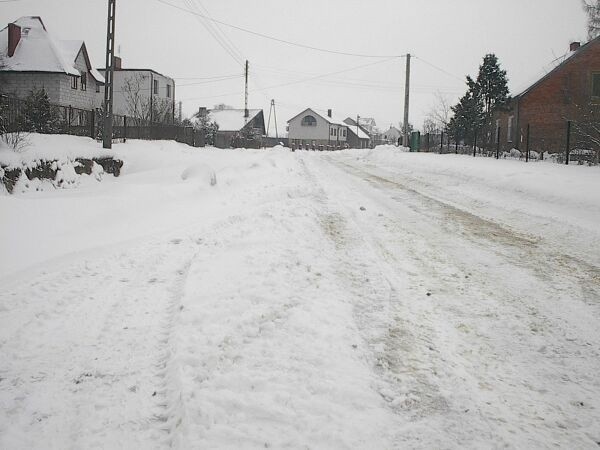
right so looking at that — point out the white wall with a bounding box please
[288,109,348,145]
[100,69,175,121]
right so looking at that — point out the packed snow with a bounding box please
[1,137,599,449]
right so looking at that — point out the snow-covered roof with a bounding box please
[343,118,371,139]
[208,109,262,132]
[0,16,104,83]
[347,124,370,140]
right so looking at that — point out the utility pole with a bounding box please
[403,53,411,149]
[244,60,249,120]
[272,99,278,139]
[356,115,360,147]
[102,0,116,149]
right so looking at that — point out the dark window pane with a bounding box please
[593,74,600,97]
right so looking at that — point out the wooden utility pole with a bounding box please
[403,53,411,149]
[102,0,116,149]
[244,60,249,120]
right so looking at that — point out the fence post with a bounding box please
[447,134,450,153]
[455,140,458,155]
[565,120,571,165]
[440,131,444,154]
[496,127,501,159]
[68,105,72,135]
[90,109,95,139]
[526,124,530,163]
[123,116,127,143]
[473,131,477,157]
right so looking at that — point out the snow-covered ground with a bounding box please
[1,137,599,449]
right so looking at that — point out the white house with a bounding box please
[287,108,348,149]
[382,125,402,145]
[0,16,105,110]
[98,57,176,124]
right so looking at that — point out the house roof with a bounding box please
[347,124,370,140]
[97,68,174,82]
[287,108,347,126]
[514,36,600,99]
[206,109,262,132]
[0,16,104,83]
[343,118,371,139]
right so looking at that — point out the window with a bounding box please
[81,73,87,91]
[593,73,600,98]
[166,84,172,98]
[153,79,159,95]
[71,75,78,90]
[301,115,317,126]
[330,127,337,137]
[507,116,513,142]
[96,82,100,93]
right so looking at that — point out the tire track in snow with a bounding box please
[308,154,600,448]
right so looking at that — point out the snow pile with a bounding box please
[180,163,217,186]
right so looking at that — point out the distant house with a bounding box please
[98,58,176,124]
[358,117,377,136]
[0,16,104,110]
[382,126,402,145]
[287,108,349,149]
[343,117,371,148]
[196,107,265,148]
[492,38,600,155]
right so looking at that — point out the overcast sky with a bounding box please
[1,0,589,133]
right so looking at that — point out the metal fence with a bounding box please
[0,94,205,148]
[417,126,599,166]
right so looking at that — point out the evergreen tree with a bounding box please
[193,113,219,146]
[18,89,60,134]
[448,76,484,144]
[475,54,509,119]
[448,54,509,146]
[583,0,600,40]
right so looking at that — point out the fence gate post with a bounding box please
[496,127,501,159]
[526,124,530,163]
[123,116,127,143]
[440,131,444,154]
[68,106,72,134]
[90,109,95,139]
[473,131,477,157]
[565,120,571,165]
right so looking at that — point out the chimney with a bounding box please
[7,23,22,57]
[198,107,207,117]
[114,56,122,70]
[570,42,581,52]
[327,109,332,118]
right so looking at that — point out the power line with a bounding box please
[156,0,404,58]
[182,0,244,66]
[180,57,398,101]
[414,56,465,83]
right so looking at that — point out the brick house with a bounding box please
[0,16,104,110]
[492,37,600,155]
[98,58,176,124]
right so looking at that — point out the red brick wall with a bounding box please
[494,40,600,155]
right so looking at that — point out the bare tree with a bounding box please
[121,73,173,125]
[424,91,452,133]
[570,102,600,164]
[583,0,600,40]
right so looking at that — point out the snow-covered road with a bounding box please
[1,140,599,449]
